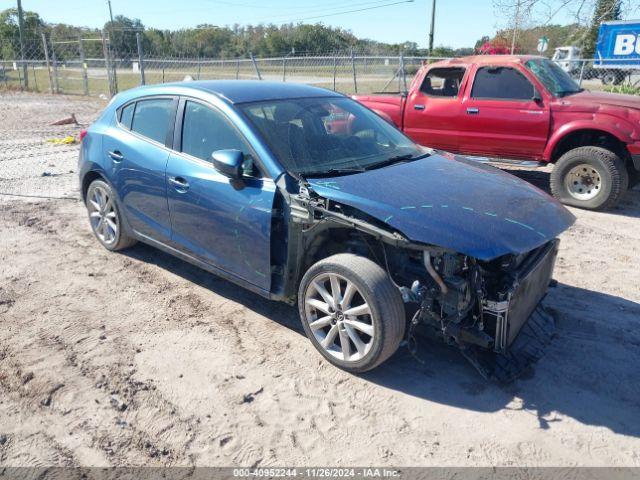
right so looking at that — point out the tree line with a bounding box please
[0,0,624,62]
[0,9,475,61]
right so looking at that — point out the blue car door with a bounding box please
[165,98,276,291]
[105,96,177,242]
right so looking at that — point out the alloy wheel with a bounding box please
[303,273,374,362]
[88,185,118,245]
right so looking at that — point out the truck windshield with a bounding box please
[526,58,582,97]
[240,97,427,177]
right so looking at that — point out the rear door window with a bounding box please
[131,98,174,144]
[420,67,465,97]
[471,67,534,100]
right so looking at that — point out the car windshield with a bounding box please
[526,58,582,97]
[240,97,427,176]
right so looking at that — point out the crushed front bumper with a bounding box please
[466,240,559,382]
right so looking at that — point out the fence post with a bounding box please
[350,48,357,94]
[578,60,586,88]
[282,56,286,82]
[236,59,240,80]
[1,62,7,88]
[197,57,201,80]
[17,62,22,89]
[333,54,337,91]
[41,33,53,94]
[78,36,89,95]
[51,48,60,94]
[32,63,38,91]
[250,53,262,80]
[136,32,146,85]
[399,51,407,93]
[101,31,114,97]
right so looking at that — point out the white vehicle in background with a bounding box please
[552,20,640,85]
[552,46,583,75]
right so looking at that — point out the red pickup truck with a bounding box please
[353,55,640,210]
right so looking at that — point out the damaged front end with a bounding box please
[290,181,560,382]
[401,241,559,382]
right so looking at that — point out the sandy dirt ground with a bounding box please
[1,92,640,467]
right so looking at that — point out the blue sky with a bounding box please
[5,0,577,48]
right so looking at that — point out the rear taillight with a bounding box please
[79,129,88,142]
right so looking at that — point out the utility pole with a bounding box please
[107,0,115,25]
[16,0,28,88]
[510,0,521,54]
[427,0,436,57]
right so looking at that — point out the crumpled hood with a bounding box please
[307,154,575,260]
[552,90,640,112]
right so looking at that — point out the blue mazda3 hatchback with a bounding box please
[79,80,574,379]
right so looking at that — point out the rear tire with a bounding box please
[298,253,405,373]
[550,146,628,210]
[86,179,137,251]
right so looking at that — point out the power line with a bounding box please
[247,0,415,25]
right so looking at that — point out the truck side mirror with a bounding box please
[532,88,543,104]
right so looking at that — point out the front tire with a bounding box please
[298,254,405,373]
[550,146,628,210]
[86,179,137,251]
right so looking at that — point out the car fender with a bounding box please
[544,117,635,161]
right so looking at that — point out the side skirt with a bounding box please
[131,231,277,301]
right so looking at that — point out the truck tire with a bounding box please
[298,253,405,373]
[86,179,137,251]
[600,71,618,85]
[550,146,629,210]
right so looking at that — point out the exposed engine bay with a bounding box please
[285,181,559,381]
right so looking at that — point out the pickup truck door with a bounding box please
[165,98,275,291]
[403,67,467,152]
[458,65,550,159]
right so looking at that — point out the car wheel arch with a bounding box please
[548,127,630,164]
[81,170,108,202]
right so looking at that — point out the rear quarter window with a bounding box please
[118,102,135,129]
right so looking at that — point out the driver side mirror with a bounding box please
[532,88,543,104]
[212,149,244,181]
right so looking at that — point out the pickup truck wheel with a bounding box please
[86,179,137,251]
[550,146,629,210]
[298,253,405,373]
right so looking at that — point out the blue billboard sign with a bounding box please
[594,20,640,69]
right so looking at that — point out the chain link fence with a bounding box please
[2,31,639,98]
[1,31,639,203]
[0,32,426,97]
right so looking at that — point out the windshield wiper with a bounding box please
[303,166,367,177]
[364,152,430,171]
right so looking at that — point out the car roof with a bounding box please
[127,80,343,104]
[428,54,544,68]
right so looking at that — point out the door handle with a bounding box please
[168,176,189,192]
[466,107,480,115]
[108,150,124,162]
[413,104,425,110]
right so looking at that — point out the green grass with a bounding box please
[604,84,640,96]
